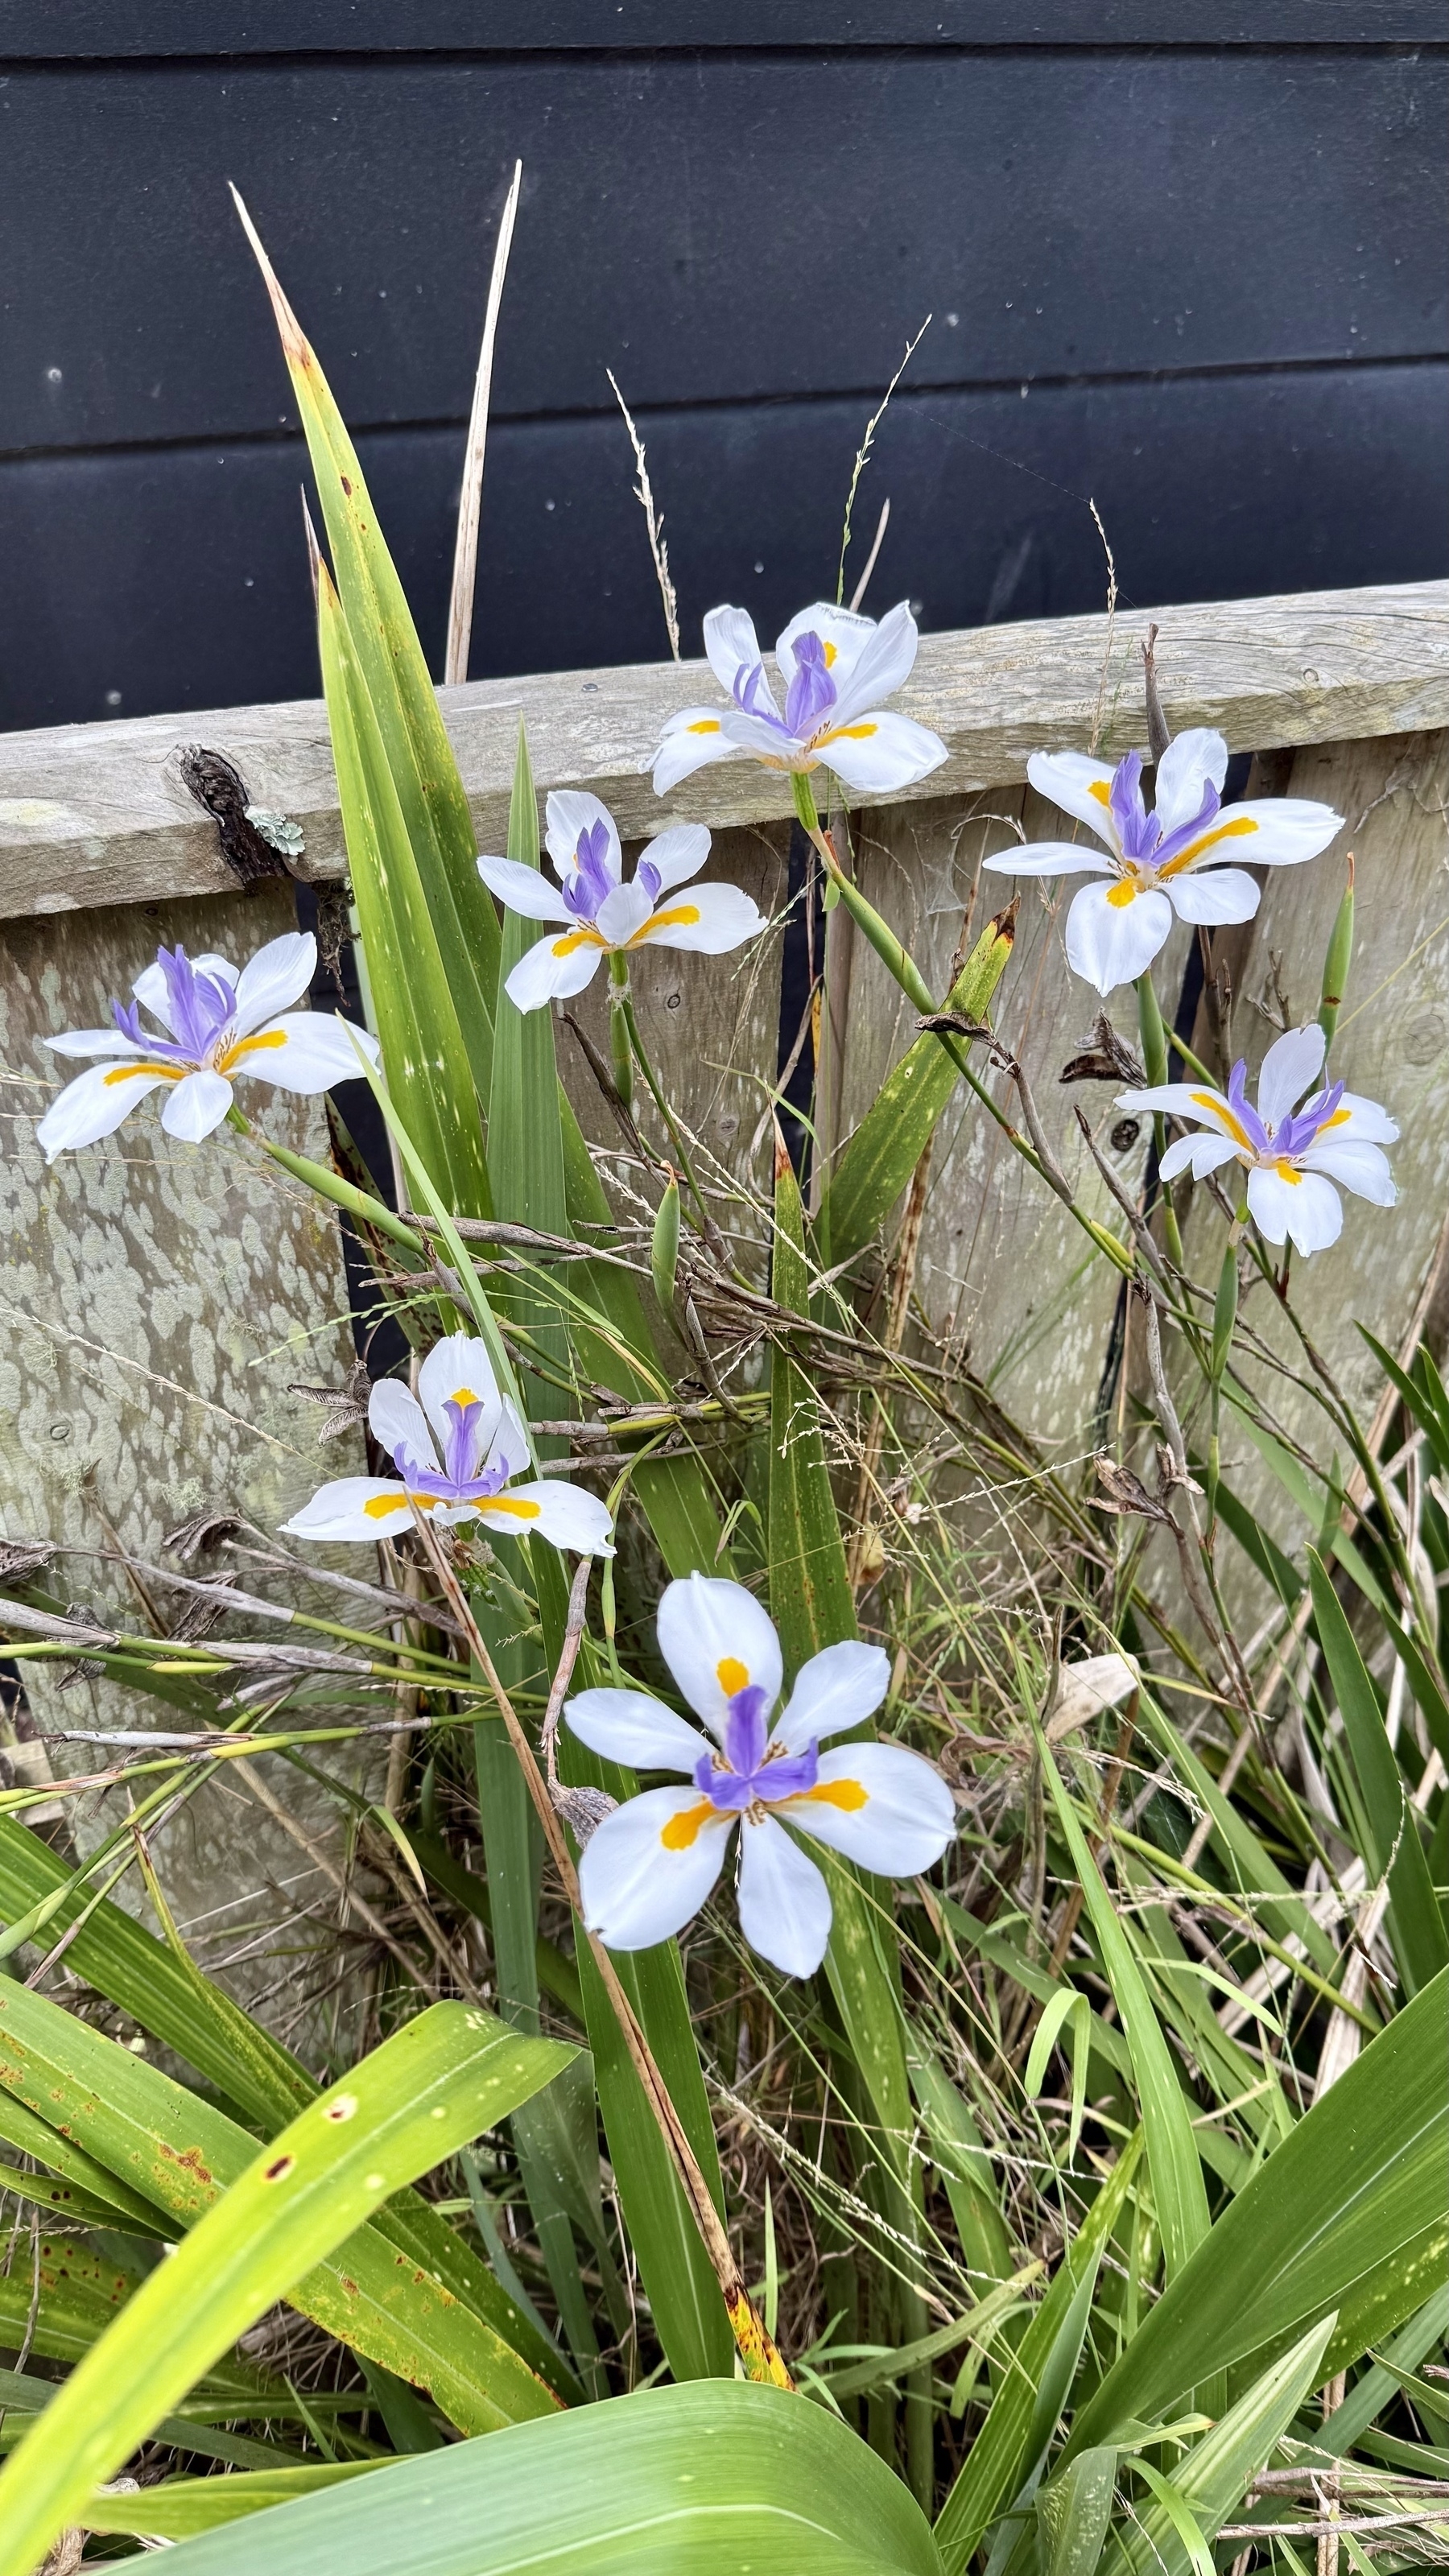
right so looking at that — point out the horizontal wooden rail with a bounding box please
[0,579,1444,923]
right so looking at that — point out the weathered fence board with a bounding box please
[0,880,369,2023]
[0,581,1443,919]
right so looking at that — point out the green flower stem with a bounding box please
[225,1105,427,1261]
[606,949,635,1113]
[617,985,734,1270]
[1135,971,1187,1269]
[791,770,1134,1278]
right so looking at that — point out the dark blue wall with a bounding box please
[1,4,1443,729]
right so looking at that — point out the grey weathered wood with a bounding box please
[1178,726,1449,1615]
[0,881,374,2021]
[0,580,1444,922]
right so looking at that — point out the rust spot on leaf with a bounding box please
[340,476,353,497]
[262,2153,295,2184]
[159,2141,214,2186]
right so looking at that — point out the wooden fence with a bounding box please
[1,576,1446,1982]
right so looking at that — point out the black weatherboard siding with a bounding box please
[0,6,1443,729]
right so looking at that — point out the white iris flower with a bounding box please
[1120,1022,1397,1257]
[282,1334,613,1556]
[652,601,947,799]
[985,730,1343,996]
[478,791,764,1012]
[567,1574,955,1978]
[35,932,379,1162]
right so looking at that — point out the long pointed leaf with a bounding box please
[0,2004,574,2576]
[133,2380,945,2576]
[1038,1732,1210,2279]
[0,1817,568,2395]
[1069,1968,1449,2449]
[1307,1548,1447,1993]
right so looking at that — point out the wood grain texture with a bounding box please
[1175,727,1449,1612]
[1,579,1444,921]
[824,785,1166,1461]
[0,881,377,2027]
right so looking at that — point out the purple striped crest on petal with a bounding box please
[1276,1077,1346,1159]
[440,1397,485,1487]
[757,1741,820,1802]
[1151,780,1220,873]
[722,1684,771,1780]
[1109,752,1158,862]
[637,857,662,906]
[1227,1059,1271,1157]
[783,632,837,741]
[110,997,192,1067]
[157,947,236,1061]
[564,819,616,924]
[732,659,792,737]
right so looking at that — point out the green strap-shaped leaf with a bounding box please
[769,1138,935,2492]
[815,900,1016,1272]
[0,2233,133,2365]
[1068,1968,1449,2450]
[0,2083,164,2231]
[556,1721,735,2383]
[240,200,728,1586]
[317,557,491,1220]
[1035,2446,1117,2576]
[1100,2319,1337,2576]
[1038,1730,1211,2280]
[486,722,572,1419]
[1307,1549,1447,1993]
[80,2464,381,2541]
[0,1976,568,2435]
[0,2003,576,2576]
[769,1140,857,1665]
[0,1816,572,2400]
[933,2136,1142,2574]
[237,194,501,1104]
[124,2381,944,2576]
[906,2029,1016,2286]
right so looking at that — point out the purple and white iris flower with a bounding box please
[652,601,947,799]
[985,730,1343,997]
[35,933,379,1163]
[1119,1022,1397,1257]
[478,791,764,1012]
[566,1574,954,1977]
[281,1334,614,1555]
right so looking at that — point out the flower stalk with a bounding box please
[404,1507,794,2389]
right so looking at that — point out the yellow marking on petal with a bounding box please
[661,1798,716,1851]
[448,1386,480,1408]
[218,1027,288,1071]
[102,1060,181,1087]
[1322,1106,1351,1129]
[716,1657,749,1697]
[798,1777,869,1813]
[1273,1159,1303,1184]
[627,903,701,946]
[1191,1091,1252,1153]
[550,928,608,959]
[477,1496,542,1523]
[822,639,838,668]
[362,1490,438,1521]
[1106,878,1139,909]
[815,721,878,745]
[1088,779,1113,807]
[687,719,722,735]
[1156,815,1258,878]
